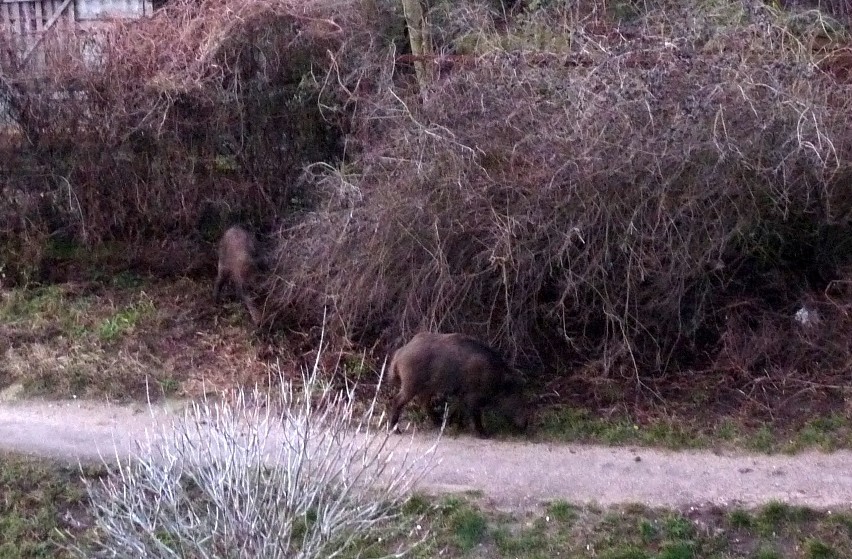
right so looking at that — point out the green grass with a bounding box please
[751,426,775,454]
[157,376,181,396]
[397,496,852,559]
[783,415,850,453]
[0,285,159,398]
[535,405,852,455]
[402,493,432,516]
[546,500,578,523]
[729,508,753,528]
[109,270,144,289]
[0,285,75,325]
[662,514,695,539]
[756,501,814,536]
[432,499,712,558]
[0,284,152,343]
[493,521,550,557]
[0,453,99,559]
[538,407,692,446]
[805,538,837,559]
[639,518,659,543]
[96,297,156,341]
[439,497,489,551]
[754,546,783,559]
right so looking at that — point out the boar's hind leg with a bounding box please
[389,389,416,433]
[230,280,261,326]
[213,269,229,301]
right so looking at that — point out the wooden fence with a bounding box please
[1,0,152,70]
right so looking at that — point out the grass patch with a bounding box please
[729,508,753,528]
[0,453,99,559]
[756,501,814,535]
[4,453,852,559]
[753,546,783,559]
[96,297,156,341]
[0,279,270,401]
[601,548,651,559]
[546,500,578,523]
[537,407,705,448]
[535,404,852,454]
[782,415,852,453]
[805,538,837,558]
[658,541,696,559]
[402,493,433,516]
[662,514,695,539]
[443,498,489,551]
[639,518,659,543]
[493,529,544,556]
[398,498,852,559]
[0,285,85,332]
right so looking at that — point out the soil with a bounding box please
[2,398,851,512]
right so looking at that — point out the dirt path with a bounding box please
[2,398,852,511]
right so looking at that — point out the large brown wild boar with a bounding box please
[212,225,261,325]
[387,332,529,437]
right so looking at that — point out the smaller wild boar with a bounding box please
[387,332,529,438]
[212,225,262,326]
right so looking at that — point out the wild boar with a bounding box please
[387,332,529,437]
[212,225,261,326]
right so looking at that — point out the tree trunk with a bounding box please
[400,0,431,98]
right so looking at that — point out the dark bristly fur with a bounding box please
[387,332,528,438]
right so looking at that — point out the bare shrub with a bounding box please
[70,344,438,558]
[711,269,852,418]
[267,0,852,389]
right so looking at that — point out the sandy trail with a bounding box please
[1,399,851,511]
